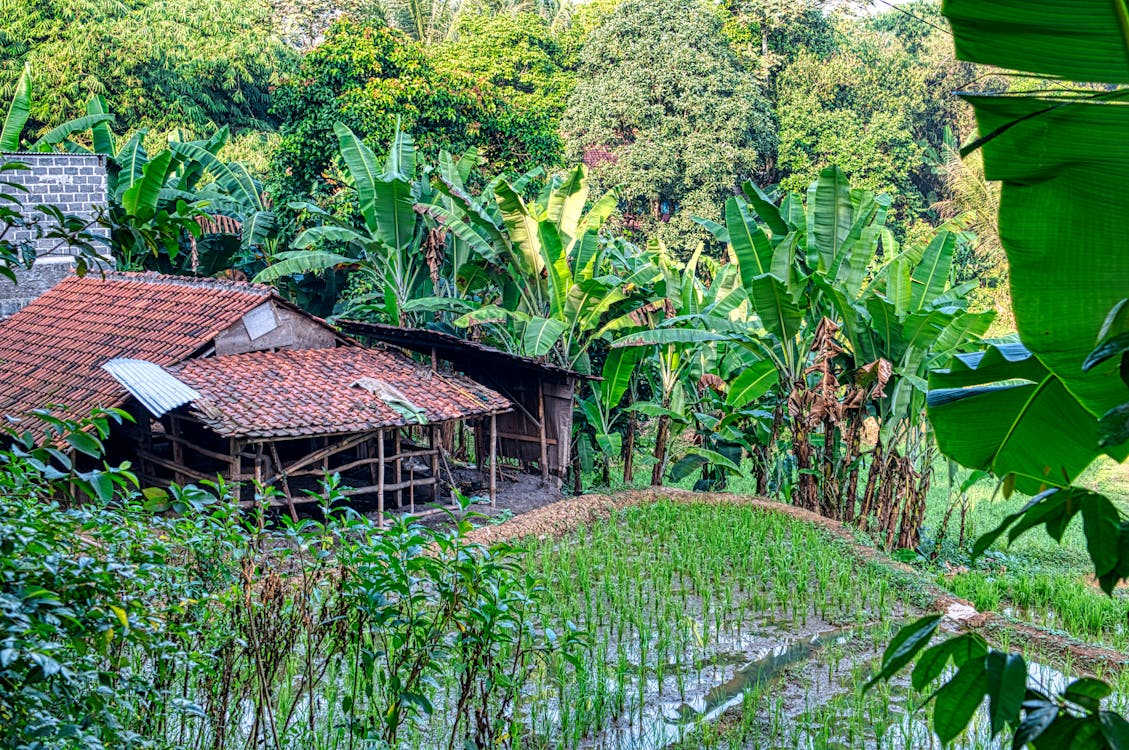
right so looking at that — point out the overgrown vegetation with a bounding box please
[5,0,1129,746]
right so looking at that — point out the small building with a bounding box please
[0,272,511,521]
[338,320,585,489]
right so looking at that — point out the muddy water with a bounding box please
[574,618,865,750]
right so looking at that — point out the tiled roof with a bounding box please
[173,347,511,439]
[0,272,272,435]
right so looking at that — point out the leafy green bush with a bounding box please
[0,418,582,749]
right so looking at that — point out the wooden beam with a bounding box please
[338,476,436,496]
[489,412,497,507]
[495,431,558,445]
[393,429,402,509]
[169,415,186,485]
[538,380,548,484]
[135,450,213,483]
[270,441,297,523]
[265,431,373,482]
[430,425,440,507]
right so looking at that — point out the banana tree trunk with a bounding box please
[651,413,671,486]
[623,412,636,485]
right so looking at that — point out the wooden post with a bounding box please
[367,438,378,487]
[409,465,415,515]
[429,425,440,505]
[393,429,402,509]
[377,428,385,528]
[169,415,185,485]
[538,380,549,484]
[489,412,497,507]
[430,346,438,372]
[270,441,298,523]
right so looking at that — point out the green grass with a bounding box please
[921,458,1129,651]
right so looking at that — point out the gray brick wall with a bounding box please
[0,153,112,317]
[2,152,110,257]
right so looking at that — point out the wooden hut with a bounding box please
[337,320,587,489]
[0,272,511,521]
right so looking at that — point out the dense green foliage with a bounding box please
[868,2,1129,748]
[1,423,579,750]
[0,0,293,134]
[269,18,563,217]
[563,0,774,251]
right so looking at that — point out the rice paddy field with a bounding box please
[414,496,1129,749]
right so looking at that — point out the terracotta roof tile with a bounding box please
[173,348,511,439]
[0,272,272,437]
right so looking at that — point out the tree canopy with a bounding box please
[0,0,294,135]
[562,0,775,252]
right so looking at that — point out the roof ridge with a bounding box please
[95,271,274,296]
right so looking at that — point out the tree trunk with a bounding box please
[651,413,670,486]
[623,413,636,485]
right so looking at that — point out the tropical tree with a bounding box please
[255,123,430,323]
[620,167,989,543]
[268,17,563,221]
[0,0,293,134]
[432,163,659,372]
[561,0,775,252]
[3,80,279,276]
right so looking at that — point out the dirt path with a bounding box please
[466,488,1129,675]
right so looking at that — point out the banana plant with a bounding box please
[610,243,764,485]
[438,164,659,371]
[255,123,429,324]
[0,66,113,153]
[682,166,990,539]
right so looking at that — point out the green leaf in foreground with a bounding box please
[865,614,941,690]
[933,659,988,745]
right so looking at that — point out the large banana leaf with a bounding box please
[538,220,572,319]
[943,0,1129,84]
[171,142,261,208]
[750,274,802,341]
[546,164,588,245]
[86,96,115,155]
[32,114,113,151]
[939,0,1129,473]
[727,360,779,409]
[115,131,149,194]
[726,197,775,285]
[494,180,543,276]
[522,317,567,357]
[927,342,1111,493]
[910,232,956,311]
[121,151,175,218]
[1,65,30,152]
[965,92,1129,421]
[253,250,357,282]
[373,174,416,253]
[600,347,642,407]
[383,126,416,178]
[333,122,383,231]
[807,166,853,272]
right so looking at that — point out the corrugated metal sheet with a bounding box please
[102,358,201,417]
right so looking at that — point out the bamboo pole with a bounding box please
[270,442,298,523]
[377,429,385,529]
[393,429,402,509]
[429,425,440,505]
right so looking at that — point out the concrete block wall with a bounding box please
[1,153,111,317]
